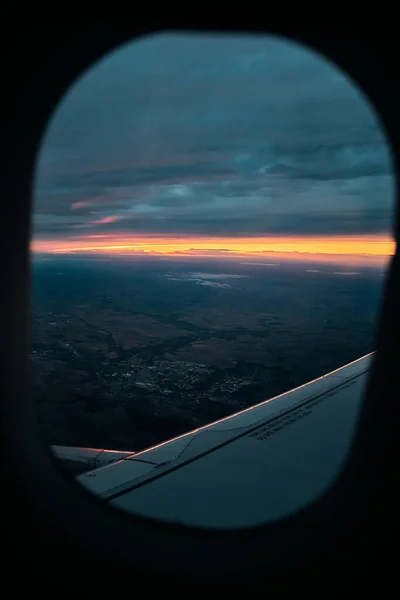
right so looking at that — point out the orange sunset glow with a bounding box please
[31,233,395,263]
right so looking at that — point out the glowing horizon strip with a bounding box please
[30,233,396,258]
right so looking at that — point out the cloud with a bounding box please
[32,34,394,243]
[240,262,280,266]
[186,272,249,280]
[71,197,110,210]
[88,215,124,225]
[165,271,249,288]
[332,271,360,276]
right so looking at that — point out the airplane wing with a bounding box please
[52,353,373,529]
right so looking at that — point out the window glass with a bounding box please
[31,33,395,525]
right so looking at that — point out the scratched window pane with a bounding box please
[31,34,395,526]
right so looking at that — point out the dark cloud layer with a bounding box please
[33,33,395,240]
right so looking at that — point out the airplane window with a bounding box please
[31,33,395,527]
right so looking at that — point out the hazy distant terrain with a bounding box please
[31,255,386,452]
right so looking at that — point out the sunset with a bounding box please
[33,36,394,255]
[31,233,395,262]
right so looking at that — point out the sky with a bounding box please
[32,33,396,261]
